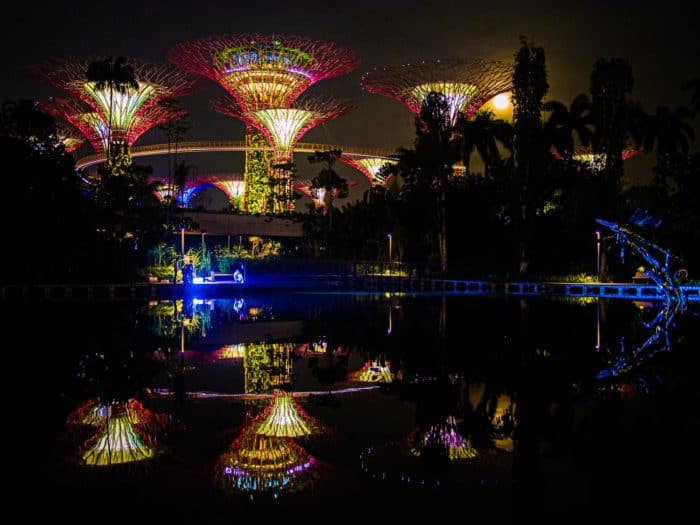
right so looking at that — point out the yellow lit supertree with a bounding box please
[34,57,197,172]
[351,359,394,383]
[362,58,512,126]
[214,95,354,212]
[218,423,316,494]
[253,389,320,438]
[78,400,163,466]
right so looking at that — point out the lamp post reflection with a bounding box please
[387,233,392,275]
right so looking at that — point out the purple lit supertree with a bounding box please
[361,59,512,125]
[34,57,197,171]
[169,34,358,214]
[214,95,354,213]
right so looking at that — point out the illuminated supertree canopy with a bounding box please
[411,416,478,461]
[352,360,394,383]
[153,181,208,207]
[67,398,168,435]
[78,401,162,467]
[338,156,398,186]
[168,33,358,111]
[55,121,85,152]
[294,178,357,208]
[213,95,354,163]
[561,143,642,172]
[34,57,196,169]
[41,96,185,154]
[254,389,319,437]
[361,59,512,124]
[202,174,245,205]
[218,425,315,494]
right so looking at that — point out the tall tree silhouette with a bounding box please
[590,58,633,208]
[308,149,347,230]
[513,37,549,271]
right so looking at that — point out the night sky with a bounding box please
[3,0,698,206]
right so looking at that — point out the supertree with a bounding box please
[168,33,357,111]
[361,58,512,125]
[214,95,354,213]
[294,178,358,209]
[152,180,206,208]
[218,423,316,494]
[55,121,85,152]
[351,359,394,383]
[201,173,245,209]
[337,156,398,187]
[169,34,358,213]
[554,143,642,172]
[41,96,185,158]
[34,57,197,172]
[77,400,165,466]
[253,389,321,438]
[410,415,478,461]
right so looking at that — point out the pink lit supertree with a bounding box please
[553,142,642,172]
[34,57,197,172]
[169,34,358,213]
[361,58,512,125]
[213,95,354,213]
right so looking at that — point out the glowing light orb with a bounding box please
[492,93,510,110]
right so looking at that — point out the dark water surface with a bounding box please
[5,292,699,519]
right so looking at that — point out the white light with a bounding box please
[493,93,510,110]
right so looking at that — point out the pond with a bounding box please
[5,292,699,519]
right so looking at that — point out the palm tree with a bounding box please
[86,56,138,173]
[158,98,191,203]
[543,93,593,158]
[308,149,348,230]
[590,58,634,193]
[457,110,513,177]
[642,106,695,173]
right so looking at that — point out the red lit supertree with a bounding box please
[169,34,358,213]
[34,57,197,171]
[214,95,354,213]
[361,58,512,125]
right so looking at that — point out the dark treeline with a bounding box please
[0,99,185,284]
[307,38,700,279]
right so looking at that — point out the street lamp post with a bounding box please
[180,227,185,258]
[595,230,601,280]
[387,233,392,275]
